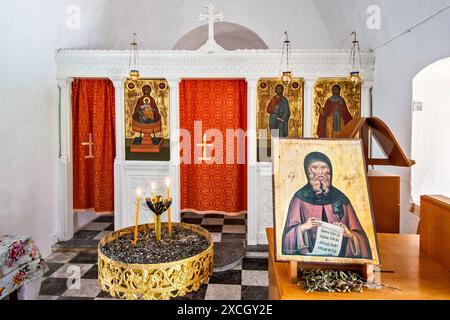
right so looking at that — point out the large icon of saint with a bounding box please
[316,84,353,138]
[267,84,290,137]
[282,151,372,259]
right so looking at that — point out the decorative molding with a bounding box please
[55,49,375,81]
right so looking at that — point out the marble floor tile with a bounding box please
[221,233,246,243]
[73,230,101,240]
[181,212,201,218]
[209,270,242,285]
[181,218,203,225]
[204,214,225,219]
[222,225,246,234]
[45,251,79,264]
[93,215,114,223]
[38,295,59,300]
[210,232,222,243]
[224,214,246,220]
[201,225,223,233]
[50,263,93,279]
[224,219,246,225]
[83,222,111,231]
[205,284,241,300]
[93,231,112,240]
[241,285,268,300]
[245,251,269,258]
[81,264,98,279]
[241,270,268,287]
[201,218,225,225]
[242,257,268,271]
[231,260,243,270]
[96,290,119,299]
[105,223,115,231]
[61,279,102,298]
[44,262,65,277]
[68,252,99,264]
[39,278,71,296]
[246,245,268,252]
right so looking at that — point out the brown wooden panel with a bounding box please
[420,195,450,270]
[267,228,450,300]
[368,171,400,233]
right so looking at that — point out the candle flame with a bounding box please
[136,188,142,197]
[165,177,171,187]
[150,182,156,190]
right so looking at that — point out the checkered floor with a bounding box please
[39,213,269,300]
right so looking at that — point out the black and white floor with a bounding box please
[39,213,268,300]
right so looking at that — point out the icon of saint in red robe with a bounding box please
[316,84,353,138]
[282,152,372,259]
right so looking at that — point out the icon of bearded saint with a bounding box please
[282,152,372,259]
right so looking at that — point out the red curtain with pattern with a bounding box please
[72,79,116,214]
[179,80,247,215]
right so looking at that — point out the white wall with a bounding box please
[0,0,331,257]
[1,0,449,257]
[411,58,450,202]
[313,0,450,233]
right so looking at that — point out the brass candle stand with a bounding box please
[146,195,172,241]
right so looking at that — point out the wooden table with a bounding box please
[267,228,450,300]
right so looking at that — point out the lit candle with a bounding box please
[165,177,172,237]
[132,188,142,245]
[151,182,156,232]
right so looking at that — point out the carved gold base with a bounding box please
[98,223,214,300]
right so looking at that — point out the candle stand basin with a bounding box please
[98,222,214,300]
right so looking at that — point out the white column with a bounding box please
[168,79,181,223]
[57,78,74,241]
[247,78,258,245]
[303,78,315,137]
[361,80,373,117]
[111,78,126,230]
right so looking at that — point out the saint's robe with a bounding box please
[317,95,353,138]
[267,95,290,137]
[282,185,372,259]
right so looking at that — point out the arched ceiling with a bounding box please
[173,22,268,50]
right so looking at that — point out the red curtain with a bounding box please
[179,80,247,215]
[72,79,116,214]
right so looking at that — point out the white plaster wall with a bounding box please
[313,0,450,233]
[411,58,450,202]
[1,0,449,257]
[0,0,332,256]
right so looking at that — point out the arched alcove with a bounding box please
[411,57,450,203]
[173,22,269,50]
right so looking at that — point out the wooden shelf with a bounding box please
[267,228,450,300]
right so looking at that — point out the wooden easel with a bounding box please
[289,261,375,284]
[338,117,415,170]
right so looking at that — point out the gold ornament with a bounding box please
[98,223,213,300]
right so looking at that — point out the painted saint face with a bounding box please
[332,85,341,96]
[275,85,284,96]
[142,85,151,96]
[307,160,332,195]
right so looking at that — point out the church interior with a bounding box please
[0,0,449,302]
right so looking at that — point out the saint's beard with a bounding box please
[308,170,331,196]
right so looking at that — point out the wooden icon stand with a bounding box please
[288,261,375,284]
